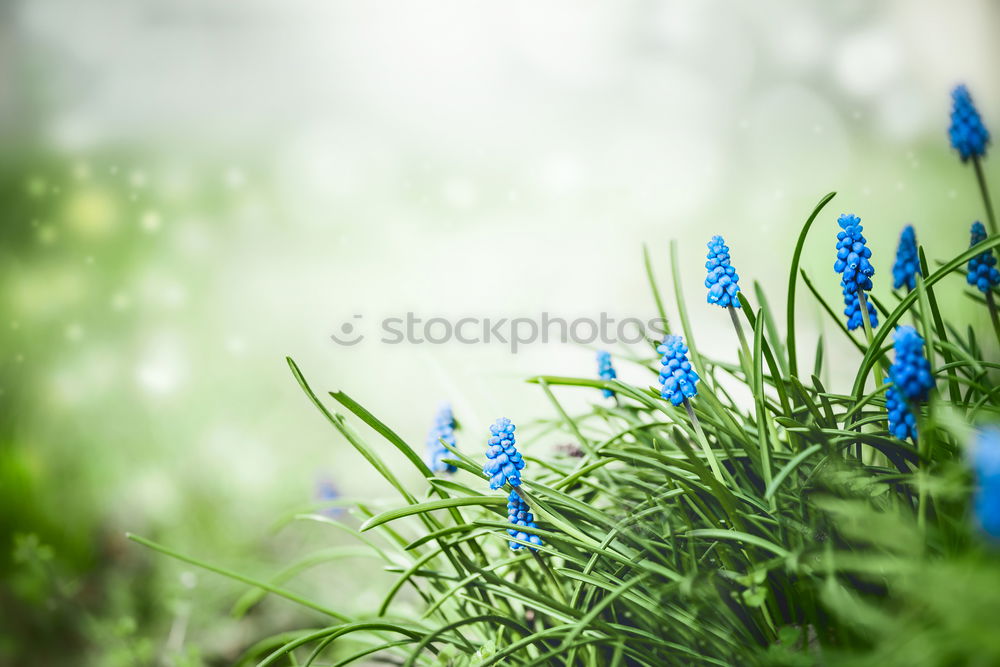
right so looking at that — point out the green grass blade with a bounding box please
[753,280,789,376]
[670,238,705,377]
[231,547,379,618]
[800,270,866,354]
[360,496,504,532]
[682,529,790,558]
[287,357,415,504]
[787,192,836,377]
[402,614,532,667]
[259,623,430,667]
[327,389,434,478]
[918,246,960,403]
[751,308,774,507]
[764,444,823,499]
[127,533,348,621]
[644,243,671,335]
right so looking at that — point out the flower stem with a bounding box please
[857,289,884,384]
[856,289,883,464]
[915,403,928,534]
[728,305,753,378]
[973,155,997,236]
[684,399,725,483]
[986,290,1000,349]
[905,285,921,329]
[917,488,928,533]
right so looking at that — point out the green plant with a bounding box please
[130,184,1000,664]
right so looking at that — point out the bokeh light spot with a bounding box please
[64,187,119,238]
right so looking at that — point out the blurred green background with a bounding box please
[1,1,999,664]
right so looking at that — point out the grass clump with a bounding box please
[132,89,1000,666]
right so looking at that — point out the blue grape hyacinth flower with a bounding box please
[967,221,1000,294]
[426,403,457,474]
[506,490,543,551]
[841,287,878,331]
[834,213,877,330]
[483,418,524,489]
[890,326,934,403]
[884,326,933,443]
[315,475,344,518]
[949,85,990,162]
[884,380,917,442]
[892,225,921,291]
[705,235,741,308]
[973,427,1000,539]
[596,350,616,398]
[658,335,699,406]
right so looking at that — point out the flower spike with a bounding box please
[967,221,1000,294]
[949,84,990,162]
[884,326,934,443]
[506,490,543,551]
[834,213,877,330]
[426,403,458,473]
[884,381,917,442]
[658,335,699,406]
[892,225,921,291]
[483,418,524,489]
[839,289,876,332]
[890,326,934,403]
[705,235,741,308]
[973,427,1000,539]
[596,350,617,398]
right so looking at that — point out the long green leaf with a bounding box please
[127,533,348,621]
[360,497,505,532]
[644,242,671,335]
[787,192,837,377]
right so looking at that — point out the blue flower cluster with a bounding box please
[840,290,877,331]
[884,380,917,442]
[658,335,699,406]
[705,235,741,308]
[967,221,1000,294]
[884,326,933,443]
[834,213,877,330]
[949,84,990,162]
[890,326,934,403]
[483,418,524,489]
[892,225,921,291]
[426,403,458,474]
[482,420,546,553]
[596,350,617,398]
[973,427,1000,539]
[506,490,543,551]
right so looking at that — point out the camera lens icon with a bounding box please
[331,315,364,346]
